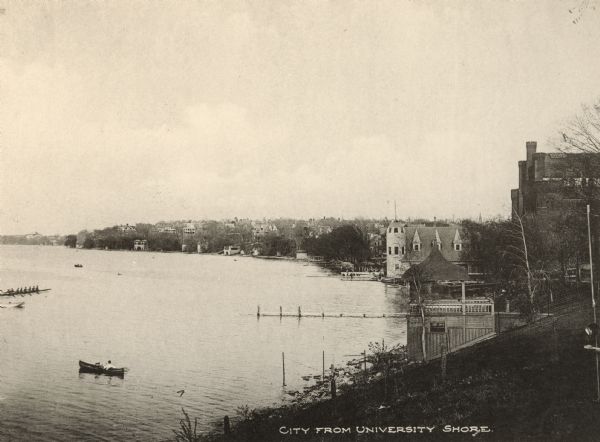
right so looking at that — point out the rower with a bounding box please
[104,360,115,370]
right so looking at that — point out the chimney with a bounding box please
[518,161,527,188]
[526,141,537,164]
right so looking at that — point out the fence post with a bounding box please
[224,415,231,435]
[441,341,447,382]
[331,376,337,398]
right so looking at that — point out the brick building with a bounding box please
[511,141,600,219]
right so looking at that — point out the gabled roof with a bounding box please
[403,225,463,262]
[402,247,468,282]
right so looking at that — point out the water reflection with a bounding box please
[78,372,125,384]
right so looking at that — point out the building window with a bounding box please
[388,247,391,254]
[388,228,391,233]
[394,246,398,255]
[401,246,405,255]
[430,321,446,333]
[394,227,398,233]
[454,244,462,251]
[413,243,420,251]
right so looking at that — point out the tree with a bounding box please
[557,99,600,154]
[303,225,371,264]
[83,236,95,249]
[64,235,77,248]
[555,98,600,276]
[462,215,561,316]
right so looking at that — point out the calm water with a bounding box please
[0,246,408,441]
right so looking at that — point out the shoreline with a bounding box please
[189,296,599,441]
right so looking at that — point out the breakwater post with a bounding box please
[257,305,260,318]
[282,352,286,387]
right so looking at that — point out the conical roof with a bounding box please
[402,247,468,282]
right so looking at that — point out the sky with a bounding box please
[1,0,600,235]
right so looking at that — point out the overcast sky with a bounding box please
[2,0,600,234]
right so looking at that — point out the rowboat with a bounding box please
[340,272,378,281]
[78,360,125,377]
[0,288,50,297]
[0,302,25,309]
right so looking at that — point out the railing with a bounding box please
[409,299,493,315]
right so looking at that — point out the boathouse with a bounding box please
[404,248,495,362]
[224,245,241,256]
[133,239,147,251]
[407,296,495,362]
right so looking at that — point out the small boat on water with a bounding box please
[0,301,25,309]
[74,264,83,268]
[340,271,378,281]
[78,360,125,377]
[379,276,402,284]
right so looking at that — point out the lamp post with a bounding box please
[586,204,600,402]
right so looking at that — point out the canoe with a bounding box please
[78,360,125,377]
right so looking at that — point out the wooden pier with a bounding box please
[255,305,406,319]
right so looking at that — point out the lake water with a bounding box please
[0,246,408,441]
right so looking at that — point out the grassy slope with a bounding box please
[202,297,600,442]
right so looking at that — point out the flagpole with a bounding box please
[586,204,600,402]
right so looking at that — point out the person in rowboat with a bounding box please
[104,360,115,370]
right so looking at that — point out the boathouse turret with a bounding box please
[386,220,408,277]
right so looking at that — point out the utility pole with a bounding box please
[587,204,600,402]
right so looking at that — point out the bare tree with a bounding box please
[510,210,535,305]
[404,249,430,362]
[557,99,600,153]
